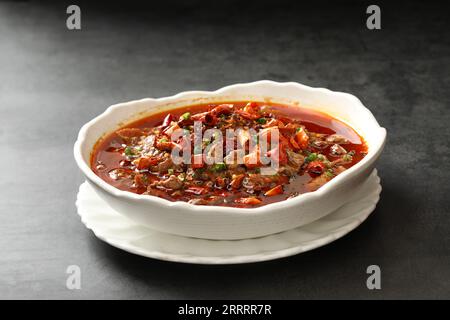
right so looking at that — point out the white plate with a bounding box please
[76,170,381,264]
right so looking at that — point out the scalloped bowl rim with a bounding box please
[74,80,386,216]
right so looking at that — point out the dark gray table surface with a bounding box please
[1,1,449,299]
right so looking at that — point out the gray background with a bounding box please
[1,0,449,299]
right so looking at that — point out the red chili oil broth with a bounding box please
[91,102,367,207]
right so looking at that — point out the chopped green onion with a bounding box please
[159,138,169,143]
[210,163,227,172]
[192,168,205,179]
[256,118,267,124]
[178,173,186,181]
[325,169,334,178]
[343,154,353,162]
[180,112,191,121]
[305,153,318,163]
[124,146,134,156]
[167,168,174,175]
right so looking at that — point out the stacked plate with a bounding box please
[75,169,381,264]
[74,81,386,264]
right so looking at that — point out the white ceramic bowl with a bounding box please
[74,81,386,240]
